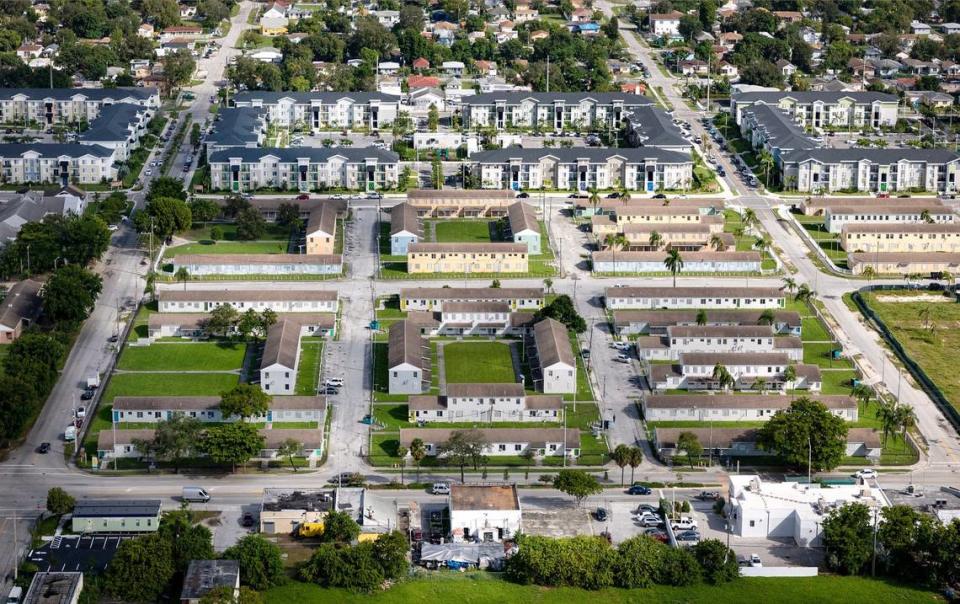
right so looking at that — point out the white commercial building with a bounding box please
[448,485,522,542]
[727,475,889,547]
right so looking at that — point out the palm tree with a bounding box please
[732,224,745,241]
[754,376,767,394]
[612,444,631,486]
[861,265,876,280]
[712,363,734,391]
[709,234,727,252]
[878,401,898,446]
[175,266,190,291]
[852,384,873,410]
[918,305,932,329]
[921,209,934,224]
[942,271,955,291]
[664,248,684,287]
[794,283,814,303]
[742,208,758,232]
[620,188,632,204]
[696,309,708,326]
[648,230,664,250]
[543,277,553,293]
[757,309,775,325]
[589,188,601,214]
[410,438,427,482]
[753,235,771,257]
[782,365,797,389]
[627,446,643,484]
[894,404,917,441]
[781,277,797,295]
[605,233,628,273]
[758,150,775,188]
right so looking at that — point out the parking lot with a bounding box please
[28,535,136,573]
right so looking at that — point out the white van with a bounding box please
[6,586,22,604]
[431,482,451,495]
[182,486,210,502]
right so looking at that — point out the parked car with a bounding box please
[675,530,700,543]
[432,482,451,495]
[37,442,50,454]
[594,507,608,521]
[241,512,256,527]
[635,504,659,515]
[615,353,630,363]
[366,192,383,199]
[644,528,669,542]
[671,517,698,531]
[853,468,878,479]
[696,491,720,501]
[321,386,340,395]
[80,390,94,401]
[581,349,591,360]
[634,513,663,527]
[328,472,364,486]
[627,484,652,495]
[739,553,763,567]
[182,486,211,502]
[516,192,529,198]
[606,192,621,198]
[325,377,344,387]
[75,406,86,419]
[652,193,667,199]
[296,193,311,200]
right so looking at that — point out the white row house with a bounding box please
[400,287,544,312]
[158,289,339,314]
[731,91,899,130]
[260,317,331,395]
[171,254,343,276]
[147,312,335,339]
[400,427,580,457]
[208,147,400,193]
[823,204,955,233]
[532,318,576,394]
[408,383,564,423]
[592,250,762,274]
[649,352,822,392]
[471,147,694,192]
[604,287,786,310]
[781,148,960,194]
[388,320,430,395]
[642,394,858,423]
[613,309,802,337]
[461,92,652,132]
[112,396,326,424]
[232,91,401,130]
[635,325,804,361]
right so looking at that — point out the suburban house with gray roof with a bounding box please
[390,201,422,255]
[400,286,544,311]
[532,318,576,394]
[409,383,563,423]
[388,320,429,394]
[461,92,651,132]
[0,278,42,342]
[158,289,339,313]
[0,143,117,185]
[0,187,85,243]
[731,91,899,129]
[0,86,160,126]
[232,90,402,130]
[780,148,960,194]
[208,147,400,192]
[98,428,327,465]
[71,499,162,533]
[400,427,580,457]
[181,560,240,604]
[471,147,694,192]
[604,286,785,310]
[642,394,858,422]
[506,201,541,254]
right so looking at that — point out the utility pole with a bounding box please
[807,434,812,484]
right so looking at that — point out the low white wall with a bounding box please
[740,566,818,578]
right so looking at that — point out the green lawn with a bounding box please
[264,572,935,604]
[801,317,832,342]
[163,240,290,258]
[803,342,855,369]
[296,340,323,395]
[443,342,517,383]
[102,373,239,403]
[116,342,246,371]
[567,334,595,402]
[433,220,494,243]
[818,370,859,395]
[859,291,960,411]
[181,223,290,241]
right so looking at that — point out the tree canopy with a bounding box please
[219,384,270,420]
[757,397,848,471]
[222,534,286,591]
[534,294,586,333]
[42,265,102,327]
[553,469,602,507]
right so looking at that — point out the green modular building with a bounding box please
[71,499,162,533]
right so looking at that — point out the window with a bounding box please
[749,520,756,527]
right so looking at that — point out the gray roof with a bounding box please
[0,86,157,102]
[113,395,325,412]
[463,91,654,106]
[733,91,898,104]
[667,325,774,338]
[680,352,791,365]
[0,143,114,158]
[781,148,960,164]
[175,253,342,265]
[534,317,574,368]
[208,107,265,146]
[741,103,818,152]
[826,204,953,216]
[208,146,400,163]
[408,189,516,202]
[0,278,42,330]
[79,103,143,143]
[261,318,301,370]
[442,301,511,313]
[181,560,240,601]
[472,146,692,164]
[446,383,525,397]
[624,104,689,148]
[306,201,338,237]
[388,319,424,370]
[645,394,855,410]
[507,201,539,234]
[592,250,761,262]
[73,499,162,518]
[23,573,84,604]
[606,286,784,299]
[842,223,960,234]
[390,201,422,236]
[655,427,880,449]
[233,91,402,104]
[614,309,801,328]
[848,252,960,266]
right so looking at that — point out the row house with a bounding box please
[824,204,955,233]
[400,427,580,457]
[146,312,335,339]
[0,143,116,185]
[635,325,804,362]
[389,201,422,255]
[232,91,401,131]
[461,92,652,132]
[642,394,858,423]
[407,243,528,274]
[531,317,576,394]
[576,197,724,219]
[506,201,542,254]
[408,383,563,423]
[780,148,960,195]
[435,301,515,335]
[613,309,802,337]
[208,147,400,192]
[731,91,899,130]
[260,317,331,395]
[400,287,544,312]
[0,87,159,126]
[99,428,327,465]
[621,224,734,251]
[649,352,822,392]
[388,320,430,395]
[171,253,343,276]
[471,147,694,192]
[592,251,762,274]
[405,189,517,218]
[738,103,818,163]
[840,223,960,253]
[158,289,338,314]
[848,252,960,275]
[111,396,326,424]
[613,206,723,228]
[604,286,785,311]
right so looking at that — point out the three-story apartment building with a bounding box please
[731,91,899,130]
[0,87,160,126]
[0,143,117,185]
[780,148,960,194]
[461,92,652,132]
[232,91,402,131]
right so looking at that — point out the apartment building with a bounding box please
[206,107,267,158]
[171,254,343,276]
[400,287,544,311]
[649,352,822,392]
[649,11,683,38]
[78,103,153,162]
[232,91,402,130]
[840,223,960,252]
[532,317,576,394]
[593,250,762,274]
[613,309,802,336]
[612,205,720,228]
[739,102,818,162]
[408,383,564,423]
[158,289,338,314]
[471,147,694,192]
[621,224,734,251]
[731,91,899,129]
[461,92,652,132]
[642,394,858,423]
[406,189,517,218]
[407,243,529,274]
[780,148,960,194]
[389,201,422,255]
[848,252,960,275]
[0,87,160,126]
[435,301,514,335]
[388,320,429,394]
[576,197,725,218]
[506,201,541,254]
[0,143,117,185]
[823,204,955,233]
[606,286,786,311]
[208,147,400,192]
[635,325,804,361]
[624,104,691,152]
[112,395,326,424]
[399,427,580,457]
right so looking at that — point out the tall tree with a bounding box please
[410,437,427,482]
[222,535,286,590]
[676,432,702,467]
[158,509,215,572]
[235,208,266,240]
[206,304,239,336]
[42,265,102,327]
[219,384,270,420]
[534,294,586,333]
[440,429,487,482]
[321,510,361,543]
[757,397,849,471]
[822,502,874,575]
[553,469,602,507]
[104,533,175,602]
[664,248,684,287]
[46,487,75,515]
[134,413,203,472]
[611,444,631,486]
[278,438,302,472]
[200,422,265,471]
[163,49,196,90]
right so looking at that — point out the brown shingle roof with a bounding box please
[606,286,784,299]
[655,427,880,449]
[644,394,856,410]
[450,485,519,511]
[159,289,338,303]
[401,287,543,302]
[507,201,539,234]
[613,310,801,328]
[390,201,422,236]
[446,383,525,397]
[667,325,775,338]
[176,254,342,265]
[534,317,574,368]
[148,313,209,330]
[827,205,953,216]
[622,223,712,235]
[408,189,516,201]
[306,202,338,237]
[593,251,761,262]
[680,352,791,366]
[261,318,302,370]
[388,320,425,370]
[442,301,511,314]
